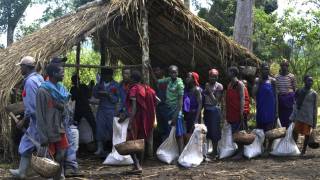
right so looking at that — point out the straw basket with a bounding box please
[265,127,286,140]
[233,131,256,145]
[115,139,145,155]
[31,154,60,178]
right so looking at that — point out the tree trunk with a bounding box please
[76,42,81,87]
[6,25,14,46]
[233,0,254,51]
[141,3,150,85]
[183,0,190,10]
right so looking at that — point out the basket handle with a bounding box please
[37,147,55,161]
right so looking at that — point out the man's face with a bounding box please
[19,64,29,76]
[227,69,234,79]
[305,76,313,88]
[169,67,178,80]
[185,72,193,85]
[122,69,131,82]
[154,67,164,79]
[209,74,218,84]
[261,65,270,77]
[280,64,289,73]
[55,66,65,82]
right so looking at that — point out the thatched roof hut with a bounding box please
[0,0,260,159]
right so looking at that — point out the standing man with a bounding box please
[150,65,185,154]
[276,59,296,128]
[203,69,223,157]
[290,75,318,155]
[118,68,131,119]
[124,70,157,173]
[10,56,44,179]
[93,68,120,156]
[70,74,96,138]
[253,63,278,131]
[36,62,70,180]
[226,66,250,159]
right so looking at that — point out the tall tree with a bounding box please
[0,0,31,46]
[233,0,254,51]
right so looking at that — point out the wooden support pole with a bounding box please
[100,33,106,67]
[76,42,81,87]
[63,63,142,69]
[141,1,150,85]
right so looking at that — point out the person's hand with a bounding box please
[16,117,27,129]
[118,113,127,123]
[169,119,176,127]
[38,146,48,157]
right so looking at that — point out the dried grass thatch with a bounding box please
[0,0,260,160]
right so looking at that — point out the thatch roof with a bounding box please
[0,0,260,158]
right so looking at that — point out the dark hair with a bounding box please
[101,68,114,76]
[228,66,239,77]
[71,74,79,82]
[304,74,312,81]
[51,57,67,64]
[46,63,61,77]
[131,70,142,83]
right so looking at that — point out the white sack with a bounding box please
[103,117,133,165]
[78,118,94,144]
[178,124,207,168]
[156,127,179,164]
[217,122,238,159]
[270,123,300,156]
[244,129,265,159]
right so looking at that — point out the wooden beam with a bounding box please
[141,2,150,84]
[100,32,106,66]
[63,63,142,69]
[75,42,81,87]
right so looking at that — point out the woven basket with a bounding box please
[265,127,286,140]
[115,139,145,155]
[31,154,60,178]
[233,131,256,145]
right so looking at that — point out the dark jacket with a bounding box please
[36,87,65,144]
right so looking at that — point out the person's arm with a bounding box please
[205,83,217,103]
[252,78,260,99]
[107,85,120,104]
[238,81,245,120]
[128,97,137,129]
[148,64,158,85]
[36,89,49,146]
[194,88,202,124]
[272,78,279,121]
[313,93,318,129]
[292,75,297,92]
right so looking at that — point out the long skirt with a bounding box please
[96,108,115,142]
[204,107,221,143]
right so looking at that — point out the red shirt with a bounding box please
[226,81,250,123]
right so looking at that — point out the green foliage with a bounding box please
[63,48,101,89]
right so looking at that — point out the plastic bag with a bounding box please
[178,124,207,168]
[244,129,265,159]
[270,123,300,156]
[103,117,133,165]
[78,118,94,144]
[156,127,179,164]
[217,122,238,159]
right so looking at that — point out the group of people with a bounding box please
[9,55,318,179]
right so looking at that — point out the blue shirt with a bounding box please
[93,80,120,110]
[23,72,44,118]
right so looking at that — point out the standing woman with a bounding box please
[203,69,223,157]
[276,59,296,128]
[183,72,202,134]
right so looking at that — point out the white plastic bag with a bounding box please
[78,118,94,144]
[103,117,133,165]
[244,129,265,159]
[178,124,207,168]
[217,122,238,159]
[270,123,300,156]
[156,127,179,164]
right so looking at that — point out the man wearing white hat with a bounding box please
[10,56,44,179]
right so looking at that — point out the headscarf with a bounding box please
[191,72,200,86]
[209,69,219,76]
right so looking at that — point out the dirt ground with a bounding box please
[1,135,320,180]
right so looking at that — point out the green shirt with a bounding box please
[158,77,184,108]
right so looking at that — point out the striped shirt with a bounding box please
[276,73,296,94]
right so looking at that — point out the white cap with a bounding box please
[16,56,36,66]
